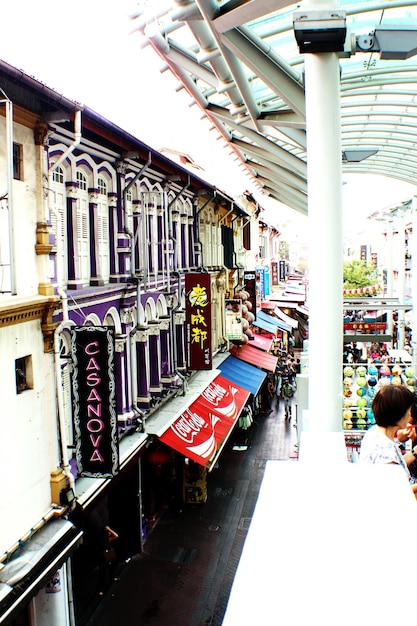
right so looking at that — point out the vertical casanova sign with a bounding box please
[72,326,119,478]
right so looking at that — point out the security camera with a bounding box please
[293,9,347,54]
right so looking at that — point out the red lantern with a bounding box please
[148,448,170,466]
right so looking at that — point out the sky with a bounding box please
[2,0,416,237]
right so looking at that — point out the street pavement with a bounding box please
[86,396,297,626]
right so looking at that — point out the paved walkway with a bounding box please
[86,396,298,626]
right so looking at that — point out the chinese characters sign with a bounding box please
[72,326,119,478]
[185,273,212,370]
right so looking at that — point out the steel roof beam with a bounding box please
[231,137,307,191]
[213,0,294,34]
[248,161,307,200]
[185,1,263,128]
[207,103,307,176]
[254,176,307,214]
[220,27,305,120]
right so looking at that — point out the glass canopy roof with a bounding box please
[133,1,417,215]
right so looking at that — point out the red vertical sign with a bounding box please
[185,273,212,370]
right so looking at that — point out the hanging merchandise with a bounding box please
[405,367,416,392]
[183,459,207,504]
[238,406,253,430]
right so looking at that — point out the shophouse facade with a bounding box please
[0,60,276,625]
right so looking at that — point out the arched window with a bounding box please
[124,180,134,239]
[76,170,87,191]
[97,176,107,196]
[52,165,64,184]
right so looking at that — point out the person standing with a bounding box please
[97,525,119,595]
[274,367,282,409]
[359,384,417,495]
[282,379,294,420]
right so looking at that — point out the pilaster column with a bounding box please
[174,310,186,372]
[135,328,151,408]
[148,322,162,395]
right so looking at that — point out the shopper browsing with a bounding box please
[359,384,417,494]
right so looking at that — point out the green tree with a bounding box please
[296,260,308,275]
[343,260,380,293]
[279,240,289,260]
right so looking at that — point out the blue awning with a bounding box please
[252,314,277,334]
[218,356,266,396]
[256,310,291,332]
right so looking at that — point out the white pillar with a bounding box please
[304,50,343,431]
[385,222,394,343]
[412,200,417,372]
[396,217,406,349]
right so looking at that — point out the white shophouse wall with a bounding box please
[0,118,40,296]
[0,322,59,551]
[0,115,60,553]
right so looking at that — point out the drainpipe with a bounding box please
[50,109,82,173]
[163,188,171,290]
[219,206,234,225]
[53,321,75,498]
[167,176,190,273]
[121,154,151,424]
[130,270,147,425]
[166,179,191,389]
[195,192,228,345]
[196,191,216,270]
[123,151,152,283]
[171,270,188,394]
[48,110,82,498]
[48,109,82,319]
[231,214,241,288]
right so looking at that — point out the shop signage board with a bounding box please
[185,272,212,370]
[160,375,249,469]
[263,265,270,296]
[225,298,243,340]
[72,326,119,478]
[271,262,279,286]
[279,259,286,282]
[256,266,266,301]
[344,322,387,331]
[244,270,258,319]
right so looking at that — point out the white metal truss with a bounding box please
[133,0,417,215]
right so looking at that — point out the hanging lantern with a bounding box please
[148,448,170,466]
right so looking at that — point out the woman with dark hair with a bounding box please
[359,384,417,494]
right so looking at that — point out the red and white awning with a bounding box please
[159,375,250,470]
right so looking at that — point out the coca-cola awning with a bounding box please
[158,374,250,470]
